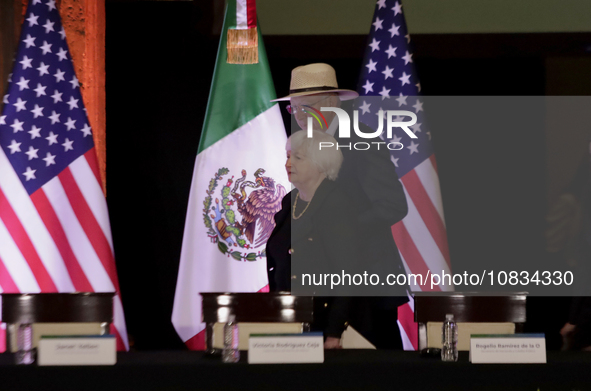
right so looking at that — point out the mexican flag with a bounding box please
[171,0,290,350]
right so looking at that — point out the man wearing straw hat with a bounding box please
[270,63,409,349]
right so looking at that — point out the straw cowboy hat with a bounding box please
[271,63,359,102]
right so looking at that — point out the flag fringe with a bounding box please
[227,27,258,64]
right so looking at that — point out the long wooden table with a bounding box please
[0,350,588,391]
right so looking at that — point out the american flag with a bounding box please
[0,0,128,351]
[357,0,452,350]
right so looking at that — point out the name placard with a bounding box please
[248,333,324,364]
[38,335,116,366]
[470,334,546,364]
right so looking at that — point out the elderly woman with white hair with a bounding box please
[266,129,363,349]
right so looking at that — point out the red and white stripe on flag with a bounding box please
[0,147,128,351]
[393,155,452,350]
[235,0,257,29]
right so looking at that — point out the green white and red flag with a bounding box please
[171,0,289,350]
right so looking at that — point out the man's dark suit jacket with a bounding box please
[334,120,409,297]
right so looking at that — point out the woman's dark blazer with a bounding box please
[266,179,363,337]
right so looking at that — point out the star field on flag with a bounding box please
[357,0,433,178]
[1,3,93,195]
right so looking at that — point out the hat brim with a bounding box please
[271,89,359,102]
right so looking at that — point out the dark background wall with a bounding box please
[105,1,591,350]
